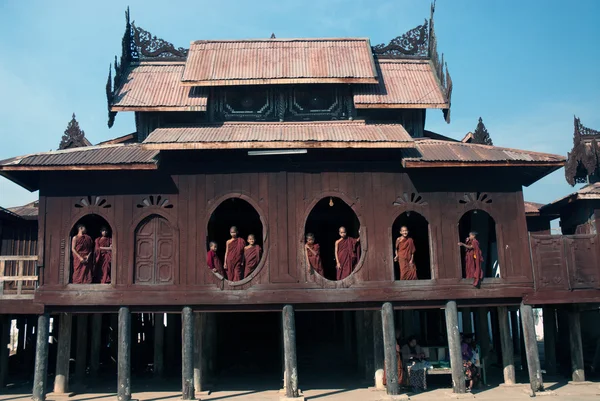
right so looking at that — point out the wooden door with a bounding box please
[135,215,174,285]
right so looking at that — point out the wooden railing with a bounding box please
[0,255,39,299]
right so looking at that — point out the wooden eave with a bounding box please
[180,77,379,86]
[0,163,158,171]
[110,106,207,112]
[354,103,447,109]
[401,160,566,169]
[141,141,415,150]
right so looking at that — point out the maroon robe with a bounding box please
[336,237,359,281]
[306,243,324,276]
[396,237,417,280]
[465,238,484,287]
[225,237,246,282]
[243,245,262,278]
[207,249,224,277]
[94,236,112,284]
[72,234,94,284]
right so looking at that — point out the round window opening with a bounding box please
[207,198,264,282]
[69,214,113,285]
[304,197,361,281]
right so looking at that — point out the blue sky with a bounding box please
[1,0,599,208]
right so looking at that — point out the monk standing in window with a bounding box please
[335,226,360,281]
[243,234,262,278]
[72,224,94,284]
[224,226,246,282]
[394,226,417,280]
[459,231,484,287]
[94,226,112,284]
[207,241,224,277]
[305,233,324,276]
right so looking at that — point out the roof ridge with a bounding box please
[418,139,566,159]
[190,37,370,44]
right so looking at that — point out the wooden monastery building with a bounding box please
[0,6,598,401]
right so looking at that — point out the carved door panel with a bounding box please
[135,216,174,285]
[565,235,599,289]
[529,234,569,291]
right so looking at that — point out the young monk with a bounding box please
[305,233,324,276]
[335,226,360,281]
[94,226,112,284]
[71,224,94,284]
[224,226,246,282]
[459,231,484,287]
[207,241,225,277]
[243,234,262,277]
[394,226,417,280]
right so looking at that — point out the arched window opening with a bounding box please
[392,212,431,280]
[207,198,264,282]
[134,215,174,285]
[458,210,499,282]
[70,214,112,284]
[304,197,361,281]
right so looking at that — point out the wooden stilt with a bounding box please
[282,305,299,398]
[343,311,353,363]
[363,310,374,381]
[193,312,205,394]
[355,310,365,373]
[166,314,177,370]
[542,306,557,376]
[497,306,515,385]
[90,314,102,378]
[462,308,473,333]
[568,306,585,382]
[445,301,465,394]
[373,310,384,372]
[509,310,520,355]
[54,313,72,394]
[181,307,195,400]
[382,302,399,396]
[118,307,132,401]
[154,313,164,377]
[32,313,50,401]
[0,316,9,388]
[75,314,88,384]
[520,303,543,393]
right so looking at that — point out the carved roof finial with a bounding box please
[59,114,91,150]
[565,116,600,185]
[270,33,276,39]
[472,117,493,146]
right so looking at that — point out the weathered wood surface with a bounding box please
[568,307,585,382]
[118,307,132,401]
[542,306,557,376]
[520,303,543,393]
[181,307,195,400]
[54,313,72,394]
[382,302,399,396]
[282,305,299,398]
[32,313,50,401]
[497,306,515,385]
[445,301,465,394]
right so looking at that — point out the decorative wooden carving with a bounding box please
[530,236,568,291]
[74,196,112,209]
[213,87,276,121]
[565,116,600,185]
[393,192,428,207]
[59,114,89,150]
[458,192,492,205]
[372,19,429,57]
[136,195,173,209]
[134,215,174,284]
[566,235,598,289]
[59,239,66,285]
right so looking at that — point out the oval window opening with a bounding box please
[458,209,499,282]
[304,197,361,281]
[207,198,264,282]
[70,214,112,284]
[392,211,431,280]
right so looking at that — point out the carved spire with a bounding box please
[59,114,90,150]
[472,117,493,146]
[270,33,276,39]
[565,116,600,185]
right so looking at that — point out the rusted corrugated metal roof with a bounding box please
[143,121,414,149]
[354,59,447,108]
[404,140,566,164]
[8,201,38,219]
[0,145,159,169]
[181,39,378,86]
[524,201,544,215]
[112,62,207,111]
[540,182,600,213]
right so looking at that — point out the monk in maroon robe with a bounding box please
[459,231,484,287]
[71,224,94,284]
[224,226,246,282]
[304,233,324,276]
[207,241,225,277]
[243,234,262,277]
[94,227,112,284]
[335,226,360,281]
[394,226,417,280]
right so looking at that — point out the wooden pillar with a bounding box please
[373,310,384,373]
[476,308,491,361]
[363,310,374,380]
[462,308,473,333]
[343,311,353,363]
[206,313,216,377]
[497,307,515,385]
[90,314,102,378]
[166,314,177,370]
[381,303,399,396]
[509,310,520,355]
[193,312,206,393]
[542,307,557,376]
[445,301,466,394]
[568,307,585,382]
[154,313,164,377]
[118,307,132,401]
[355,310,365,372]
[54,313,72,394]
[75,314,88,384]
[181,307,194,400]
[0,316,10,388]
[282,305,298,398]
[520,303,543,393]
[32,313,50,401]
[556,307,570,374]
